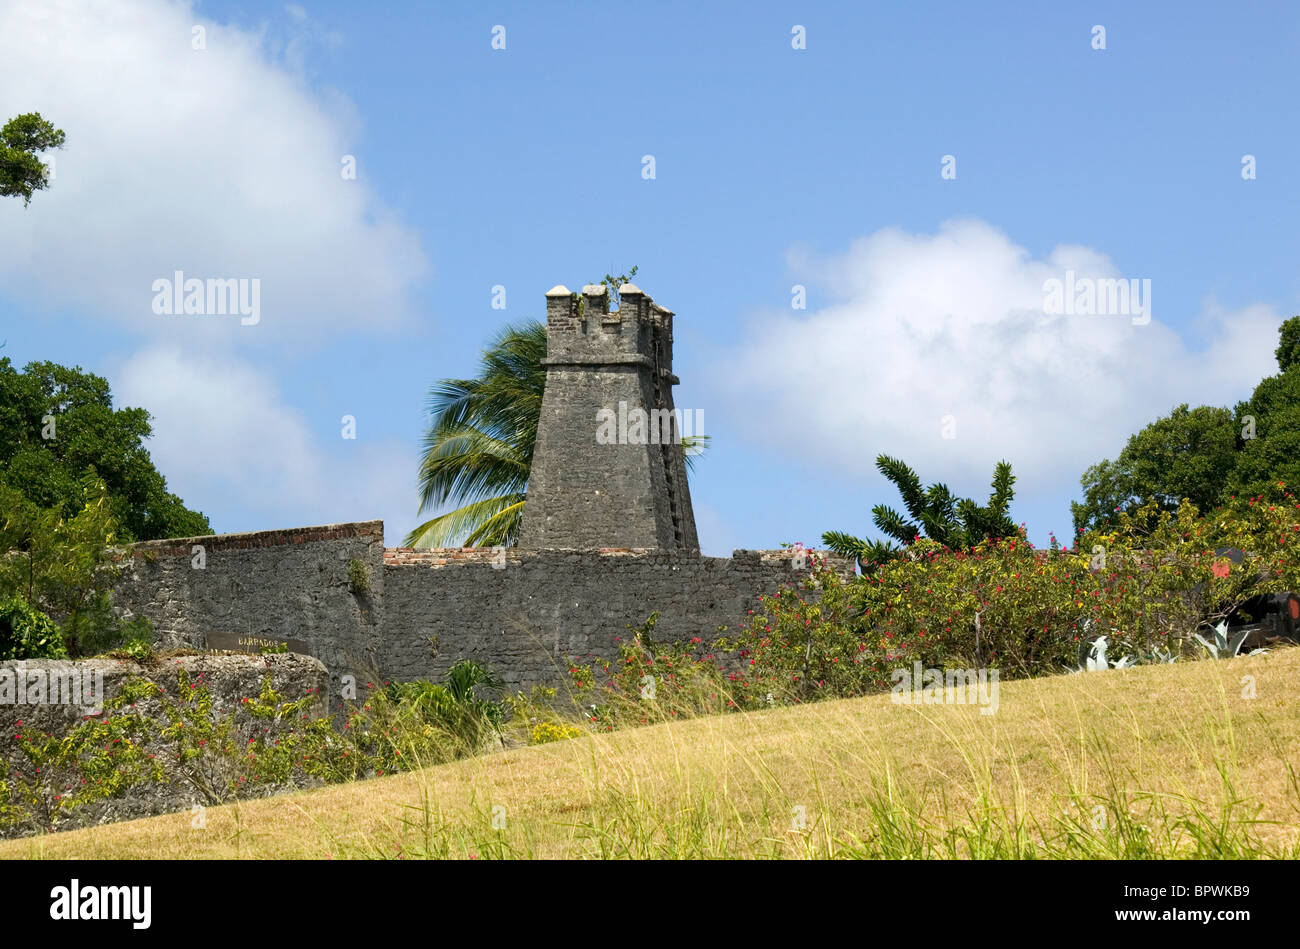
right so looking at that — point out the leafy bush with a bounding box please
[567,488,1300,718]
[383,659,504,755]
[0,595,66,660]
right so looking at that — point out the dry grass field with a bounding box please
[3,647,1298,859]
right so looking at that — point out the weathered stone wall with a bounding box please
[112,522,385,704]
[0,654,329,838]
[111,522,849,702]
[379,547,836,690]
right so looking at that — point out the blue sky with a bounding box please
[2,0,1297,554]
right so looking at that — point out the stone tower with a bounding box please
[519,283,700,551]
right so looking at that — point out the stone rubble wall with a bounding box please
[111,521,852,705]
[0,654,329,839]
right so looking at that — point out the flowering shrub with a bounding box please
[1075,485,1300,656]
[568,613,743,729]
[0,680,160,833]
[727,490,1300,696]
[717,566,866,702]
[567,490,1300,715]
[529,721,585,744]
[0,665,492,835]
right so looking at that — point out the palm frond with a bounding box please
[463,499,526,548]
[404,493,525,548]
[416,423,530,511]
[820,530,898,572]
[682,434,711,472]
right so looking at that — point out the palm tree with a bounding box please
[823,454,1017,572]
[405,321,545,548]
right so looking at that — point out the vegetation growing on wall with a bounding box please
[0,658,514,837]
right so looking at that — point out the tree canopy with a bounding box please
[824,455,1018,571]
[1072,316,1300,534]
[0,358,210,542]
[0,112,64,206]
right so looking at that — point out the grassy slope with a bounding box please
[4,648,1299,859]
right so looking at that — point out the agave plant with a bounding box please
[1066,635,1135,673]
[1086,635,1109,671]
[1191,620,1264,660]
[1066,636,1105,673]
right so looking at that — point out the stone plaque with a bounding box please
[204,631,311,656]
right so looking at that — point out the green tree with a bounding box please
[1228,315,1300,498]
[0,113,64,206]
[1275,315,1300,374]
[407,268,706,547]
[1072,316,1300,534]
[823,454,1017,571]
[0,358,210,542]
[1070,404,1238,534]
[0,477,135,656]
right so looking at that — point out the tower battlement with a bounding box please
[541,283,676,375]
[520,283,699,552]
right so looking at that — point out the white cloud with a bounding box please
[0,0,428,339]
[115,346,419,544]
[721,219,1280,493]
